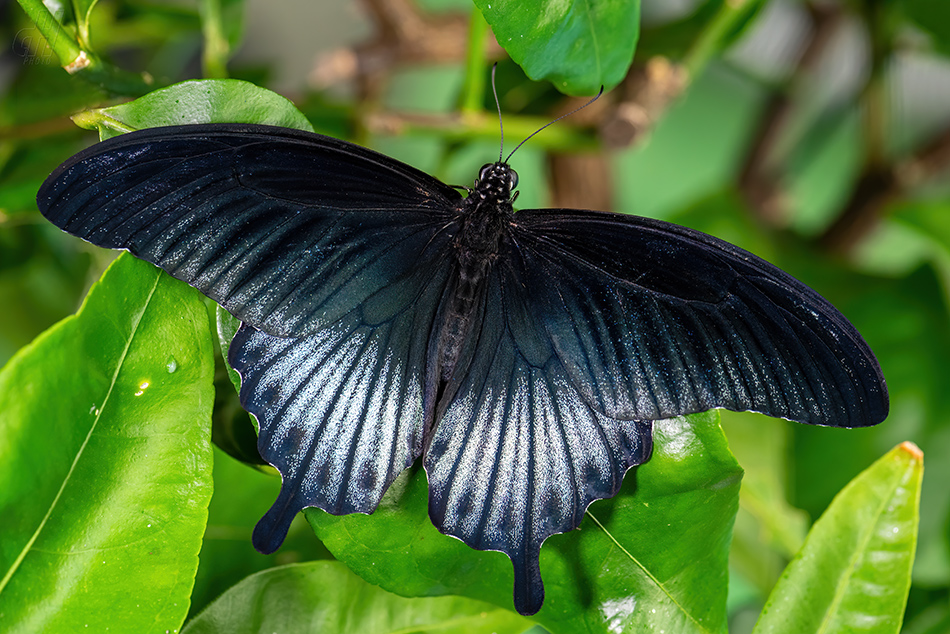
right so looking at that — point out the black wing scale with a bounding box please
[37,122,887,616]
[230,249,453,552]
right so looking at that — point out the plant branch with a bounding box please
[737,3,843,225]
[459,7,489,116]
[17,0,83,69]
[15,0,152,95]
[818,121,950,253]
[199,0,230,79]
[363,109,599,153]
[310,0,485,101]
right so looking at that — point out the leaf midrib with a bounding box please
[815,469,906,634]
[588,511,714,634]
[0,268,162,593]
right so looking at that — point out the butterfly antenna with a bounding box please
[503,86,604,164]
[492,63,504,163]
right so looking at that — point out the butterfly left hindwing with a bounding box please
[231,247,454,552]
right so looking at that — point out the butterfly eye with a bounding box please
[478,164,494,182]
[508,169,519,190]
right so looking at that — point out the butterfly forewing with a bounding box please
[509,210,888,428]
[37,124,461,338]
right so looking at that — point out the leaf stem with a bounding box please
[365,110,599,153]
[460,7,489,116]
[15,0,153,95]
[16,0,84,70]
[199,0,230,79]
[682,0,765,82]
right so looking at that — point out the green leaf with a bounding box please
[0,253,215,632]
[73,0,101,45]
[182,561,533,634]
[215,304,243,398]
[474,0,640,95]
[188,448,331,621]
[72,78,314,139]
[722,410,808,597]
[308,410,742,634]
[752,442,923,634]
[901,0,950,53]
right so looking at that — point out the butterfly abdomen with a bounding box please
[434,170,514,384]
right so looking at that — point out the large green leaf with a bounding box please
[787,263,950,586]
[0,253,215,632]
[188,447,331,621]
[475,0,640,95]
[182,561,532,633]
[752,442,922,634]
[308,410,742,634]
[73,78,314,139]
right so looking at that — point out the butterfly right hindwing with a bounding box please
[425,249,654,615]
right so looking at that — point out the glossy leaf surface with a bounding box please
[188,447,331,621]
[182,561,531,633]
[475,0,640,95]
[75,79,314,139]
[309,410,742,634]
[753,442,922,634]
[0,254,215,632]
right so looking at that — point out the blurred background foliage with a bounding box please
[1,0,948,631]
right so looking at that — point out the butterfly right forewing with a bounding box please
[508,209,888,428]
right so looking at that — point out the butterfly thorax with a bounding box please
[435,162,517,384]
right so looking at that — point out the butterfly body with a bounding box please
[433,163,516,389]
[37,123,887,616]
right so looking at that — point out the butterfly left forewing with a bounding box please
[37,124,461,339]
[38,122,471,554]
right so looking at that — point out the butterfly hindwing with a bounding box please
[425,254,654,615]
[231,252,456,552]
[509,210,888,428]
[37,124,461,338]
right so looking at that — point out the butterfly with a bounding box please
[37,122,888,615]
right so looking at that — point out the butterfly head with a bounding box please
[475,162,519,207]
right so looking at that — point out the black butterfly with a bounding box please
[37,123,888,615]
